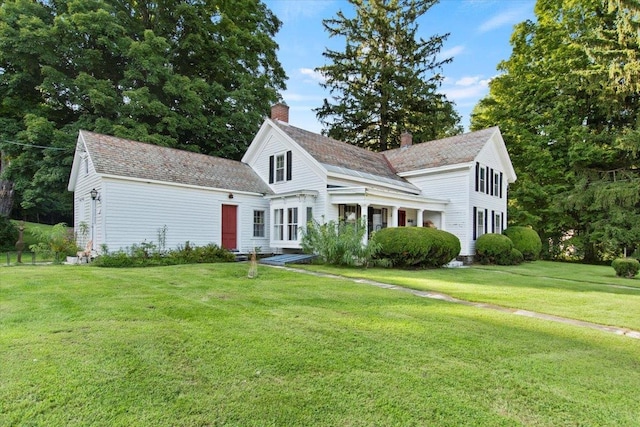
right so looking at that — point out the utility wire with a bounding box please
[0,139,71,151]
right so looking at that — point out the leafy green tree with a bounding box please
[0,0,286,221]
[315,0,461,152]
[471,0,640,262]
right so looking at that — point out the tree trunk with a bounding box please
[0,179,14,217]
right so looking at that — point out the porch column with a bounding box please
[359,203,369,244]
[440,211,446,231]
[417,209,424,227]
[391,206,398,228]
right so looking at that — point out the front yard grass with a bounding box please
[300,261,640,331]
[1,263,639,426]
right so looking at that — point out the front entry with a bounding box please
[221,204,237,250]
[398,210,406,227]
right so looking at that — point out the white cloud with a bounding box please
[478,6,530,33]
[455,75,491,87]
[299,68,326,83]
[438,45,465,61]
[281,91,325,103]
[443,74,493,102]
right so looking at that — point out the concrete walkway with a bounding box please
[275,266,640,340]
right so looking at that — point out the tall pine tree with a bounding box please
[315,0,461,152]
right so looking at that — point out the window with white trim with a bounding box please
[494,212,502,234]
[287,207,298,240]
[306,207,313,225]
[253,210,265,238]
[275,154,285,182]
[479,167,486,193]
[494,172,500,196]
[273,209,284,240]
[476,209,485,238]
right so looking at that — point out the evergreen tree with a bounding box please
[471,0,640,261]
[0,0,286,221]
[315,0,461,152]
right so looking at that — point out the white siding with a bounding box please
[406,169,473,255]
[101,179,269,253]
[469,141,510,254]
[245,129,330,249]
[71,150,102,251]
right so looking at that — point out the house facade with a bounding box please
[68,104,516,259]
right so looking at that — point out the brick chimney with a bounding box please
[400,132,412,148]
[271,103,289,123]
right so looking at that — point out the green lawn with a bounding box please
[1,263,639,426]
[300,261,640,331]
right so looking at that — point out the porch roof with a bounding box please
[328,187,448,212]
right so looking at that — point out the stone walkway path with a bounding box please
[277,266,640,340]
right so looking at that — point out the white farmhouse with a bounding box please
[68,104,516,261]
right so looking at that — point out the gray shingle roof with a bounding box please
[272,121,405,183]
[80,130,272,194]
[383,127,499,173]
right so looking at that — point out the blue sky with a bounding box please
[263,0,536,133]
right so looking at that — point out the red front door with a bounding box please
[222,205,237,250]
[398,210,406,227]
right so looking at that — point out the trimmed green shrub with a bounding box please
[611,258,640,278]
[301,219,382,267]
[503,226,542,261]
[475,233,522,265]
[0,216,18,251]
[372,227,461,268]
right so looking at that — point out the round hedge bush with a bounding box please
[372,227,461,268]
[611,258,640,278]
[475,233,523,265]
[503,226,542,261]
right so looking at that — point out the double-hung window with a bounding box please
[475,208,485,239]
[269,151,292,184]
[253,210,265,238]
[494,211,502,234]
[287,207,298,240]
[275,154,285,182]
[274,209,284,240]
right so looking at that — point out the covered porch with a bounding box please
[327,187,449,241]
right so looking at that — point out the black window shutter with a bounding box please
[475,162,479,192]
[286,150,292,181]
[473,207,477,240]
[501,212,504,231]
[484,209,488,232]
[499,172,503,198]
[268,155,274,184]
[485,167,490,193]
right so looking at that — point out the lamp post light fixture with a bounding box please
[90,188,98,200]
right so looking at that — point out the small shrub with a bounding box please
[503,226,542,261]
[372,227,461,268]
[475,233,522,265]
[29,222,79,263]
[611,258,640,278]
[301,219,381,267]
[94,241,235,267]
[0,217,18,251]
